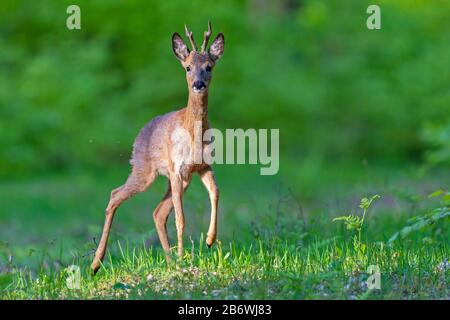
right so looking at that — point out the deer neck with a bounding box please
[185,91,209,130]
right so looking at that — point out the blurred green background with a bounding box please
[0,0,449,260]
[1,0,449,177]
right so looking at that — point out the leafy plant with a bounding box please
[388,190,450,244]
[422,123,450,166]
[333,195,380,244]
[333,195,380,269]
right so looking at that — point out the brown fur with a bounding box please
[91,23,225,274]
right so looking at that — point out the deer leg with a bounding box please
[169,175,185,258]
[200,167,219,247]
[152,184,173,256]
[153,179,191,260]
[91,169,156,274]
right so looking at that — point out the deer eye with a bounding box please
[186,66,191,72]
[205,65,212,72]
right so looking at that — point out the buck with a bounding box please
[91,22,224,274]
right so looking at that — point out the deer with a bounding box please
[91,22,225,274]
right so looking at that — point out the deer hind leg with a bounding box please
[200,167,219,247]
[91,168,156,275]
[168,174,188,258]
[152,184,173,256]
[153,179,191,261]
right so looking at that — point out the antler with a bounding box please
[201,21,212,52]
[184,24,197,51]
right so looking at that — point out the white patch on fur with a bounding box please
[171,126,192,175]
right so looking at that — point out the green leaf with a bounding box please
[333,216,349,222]
[359,194,380,209]
[360,243,366,254]
[333,215,363,231]
[388,208,450,244]
[0,274,14,291]
[359,198,369,209]
[429,189,444,198]
[442,193,450,205]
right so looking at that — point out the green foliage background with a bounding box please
[0,1,449,300]
[0,0,449,179]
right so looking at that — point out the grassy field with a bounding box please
[0,0,449,301]
[0,162,448,299]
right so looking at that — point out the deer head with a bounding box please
[172,21,225,94]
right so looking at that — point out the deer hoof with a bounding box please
[206,236,215,248]
[91,260,101,275]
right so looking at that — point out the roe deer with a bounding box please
[91,22,224,274]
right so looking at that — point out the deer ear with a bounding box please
[172,32,190,62]
[209,33,224,61]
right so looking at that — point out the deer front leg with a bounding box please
[170,175,185,258]
[200,167,219,247]
[153,179,191,261]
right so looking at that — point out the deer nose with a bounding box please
[193,81,206,90]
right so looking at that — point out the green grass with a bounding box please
[0,163,449,299]
[1,237,448,299]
